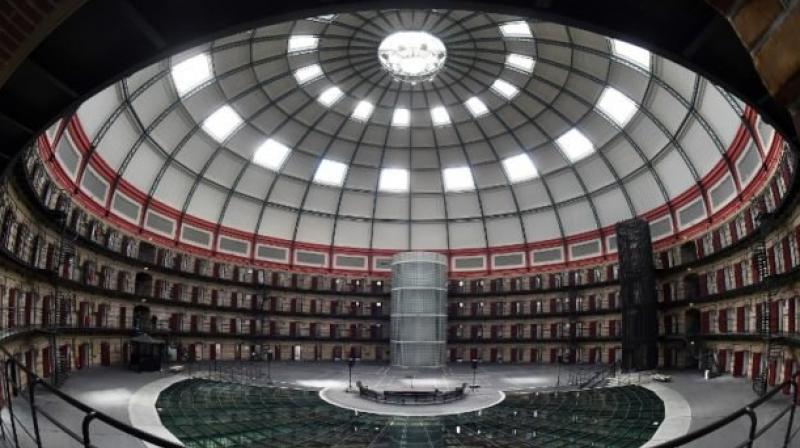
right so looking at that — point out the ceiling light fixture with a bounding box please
[171,53,212,96]
[202,105,243,142]
[378,31,447,84]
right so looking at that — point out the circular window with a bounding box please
[378,31,447,84]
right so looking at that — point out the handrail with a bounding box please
[653,370,799,448]
[0,340,183,448]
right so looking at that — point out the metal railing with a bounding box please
[654,370,800,448]
[0,342,182,448]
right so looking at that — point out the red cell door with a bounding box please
[209,344,217,361]
[733,351,744,377]
[450,349,457,362]
[530,348,538,363]
[751,352,761,379]
[42,347,51,377]
[550,348,557,364]
[589,348,597,365]
[510,348,518,363]
[100,343,111,366]
[469,348,478,361]
[717,350,727,373]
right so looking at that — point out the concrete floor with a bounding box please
[0,363,796,447]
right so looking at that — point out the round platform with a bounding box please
[319,385,505,417]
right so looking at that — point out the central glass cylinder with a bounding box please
[390,252,448,368]
[378,31,447,84]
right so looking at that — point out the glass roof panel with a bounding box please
[465,96,489,117]
[503,153,539,182]
[352,100,375,121]
[499,21,532,38]
[313,159,348,186]
[171,53,212,96]
[491,79,519,100]
[253,139,291,171]
[392,108,410,127]
[202,105,242,142]
[612,39,651,69]
[556,128,595,162]
[318,86,344,107]
[294,64,324,85]
[379,168,410,192]
[430,106,450,126]
[597,87,637,126]
[506,53,535,73]
[288,35,319,53]
[443,166,475,192]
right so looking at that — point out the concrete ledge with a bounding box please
[641,382,692,447]
[128,374,188,448]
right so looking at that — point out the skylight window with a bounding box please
[443,166,475,192]
[430,106,450,126]
[313,159,348,186]
[379,168,409,192]
[612,39,651,69]
[288,35,319,53]
[294,64,323,85]
[202,105,242,142]
[352,100,374,122]
[309,14,336,23]
[596,87,637,126]
[506,53,535,73]
[556,128,595,162]
[499,21,532,38]
[171,53,212,96]
[491,79,519,100]
[502,153,538,182]
[465,96,489,118]
[253,139,291,171]
[318,86,344,107]
[392,108,410,127]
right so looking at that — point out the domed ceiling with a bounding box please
[42,9,782,268]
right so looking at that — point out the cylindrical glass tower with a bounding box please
[390,252,448,367]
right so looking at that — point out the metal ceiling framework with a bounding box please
[37,9,784,263]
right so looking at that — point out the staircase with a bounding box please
[751,210,782,396]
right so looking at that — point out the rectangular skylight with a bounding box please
[313,158,348,186]
[612,39,651,70]
[597,87,637,126]
[253,139,291,171]
[443,166,475,192]
[392,108,410,127]
[352,100,374,121]
[556,128,595,162]
[202,105,243,142]
[309,14,336,22]
[490,79,519,100]
[506,53,535,73]
[294,64,324,85]
[502,153,538,182]
[499,21,532,38]
[430,106,450,126]
[171,53,212,96]
[379,168,409,192]
[318,86,344,107]
[465,96,489,117]
[288,35,319,53]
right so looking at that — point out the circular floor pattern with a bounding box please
[319,386,506,417]
[156,378,664,447]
